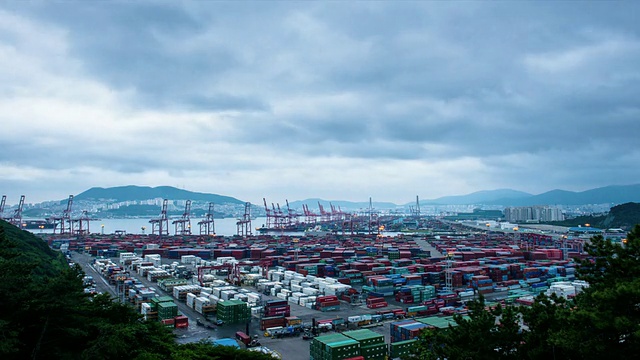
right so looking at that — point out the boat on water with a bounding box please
[20,219,56,230]
[304,225,332,237]
[256,224,307,233]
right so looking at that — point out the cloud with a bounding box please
[1,2,640,204]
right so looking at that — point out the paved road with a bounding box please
[414,238,444,257]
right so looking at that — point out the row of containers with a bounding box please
[310,329,387,360]
[310,328,418,360]
[52,231,430,269]
[106,253,265,324]
[120,239,587,316]
[118,252,269,321]
[92,258,189,329]
[107,229,588,308]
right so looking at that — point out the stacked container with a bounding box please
[216,299,250,324]
[315,295,340,312]
[157,301,178,320]
[310,333,361,360]
[390,320,431,342]
[389,339,417,358]
[343,329,386,360]
[264,299,291,317]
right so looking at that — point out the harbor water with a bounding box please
[26,217,270,237]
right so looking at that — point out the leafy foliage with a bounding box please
[550,202,640,230]
[416,297,522,360]
[0,220,274,360]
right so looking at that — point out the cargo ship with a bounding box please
[256,224,307,233]
[20,219,56,230]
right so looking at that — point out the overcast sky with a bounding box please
[1,1,639,205]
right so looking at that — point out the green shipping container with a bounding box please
[157,302,178,320]
[389,339,417,358]
[343,329,385,347]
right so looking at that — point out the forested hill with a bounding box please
[75,185,244,204]
[0,219,66,276]
[0,220,274,360]
[551,202,640,230]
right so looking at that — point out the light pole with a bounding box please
[101,224,104,235]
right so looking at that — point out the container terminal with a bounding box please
[45,216,599,360]
[4,194,601,359]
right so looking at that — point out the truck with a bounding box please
[236,331,261,348]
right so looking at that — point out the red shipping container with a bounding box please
[318,300,340,307]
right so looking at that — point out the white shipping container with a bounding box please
[234,294,248,302]
[306,302,315,309]
[186,293,197,308]
[277,292,288,300]
[195,296,211,314]
[141,302,152,315]
[220,290,238,300]
[302,287,319,296]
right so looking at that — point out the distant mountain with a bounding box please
[74,185,244,204]
[420,189,532,205]
[289,198,398,211]
[489,184,640,206]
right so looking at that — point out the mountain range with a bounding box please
[41,183,640,209]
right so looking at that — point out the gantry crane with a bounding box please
[0,195,6,219]
[71,210,98,235]
[263,198,273,229]
[8,195,25,227]
[302,204,318,225]
[172,200,192,235]
[49,195,73,234]
[272,202,285,228]
[285,199,300,227]
[198,202,215,235]
[150,199,169,236]
[318,201,330,223]
[197,259,271,286]
[236,202,252,237]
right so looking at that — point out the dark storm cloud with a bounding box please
[2,1,640,203]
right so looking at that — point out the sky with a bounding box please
[1,1,640,205]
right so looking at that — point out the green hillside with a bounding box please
[75,185,244,204]
[550,202,640,230]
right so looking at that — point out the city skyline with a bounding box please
[1,2,639,204]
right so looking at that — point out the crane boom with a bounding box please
[0,195,5,218]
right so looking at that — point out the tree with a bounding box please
[519,294,574,360]
[415,296,522,360]
[564,226,640,359]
